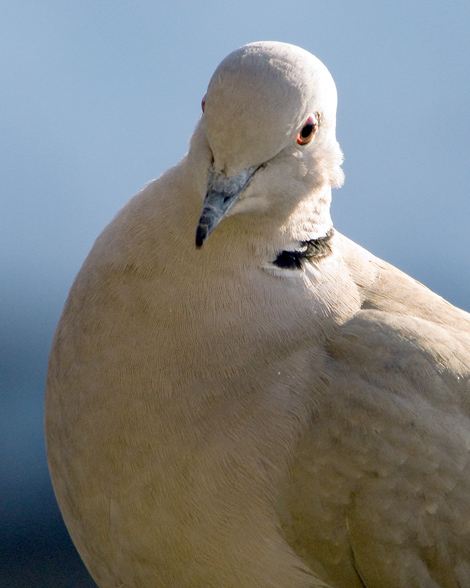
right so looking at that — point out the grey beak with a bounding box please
[195,165,259,248]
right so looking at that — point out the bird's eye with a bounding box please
[296,115,316,145]
[201,94,206,113]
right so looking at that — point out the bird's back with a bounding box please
[279,234,470,587]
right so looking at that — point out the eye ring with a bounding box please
[201,93,206,113]
[296,115,317,145]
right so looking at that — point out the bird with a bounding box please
[45,41,470,588]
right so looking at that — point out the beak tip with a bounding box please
[196,164,257,248]
[195,224,208,249]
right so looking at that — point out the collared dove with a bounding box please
[45,41,470,588]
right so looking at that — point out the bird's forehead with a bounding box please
[206,47,310,124]
[203,42,338,174]
[208,43,336,114]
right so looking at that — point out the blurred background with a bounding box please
[1,1,469,586]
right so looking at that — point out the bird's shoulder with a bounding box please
[331,232,470,381]
[312,234,470,497]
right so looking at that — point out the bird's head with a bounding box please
[193,41,344,248]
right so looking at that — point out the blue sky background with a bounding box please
[2,1,469,585]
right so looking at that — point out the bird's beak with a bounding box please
[195,165,258,248]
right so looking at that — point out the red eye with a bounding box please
[297,115,316,145]
[201,94,206,113]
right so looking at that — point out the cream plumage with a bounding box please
[46,42,470,587]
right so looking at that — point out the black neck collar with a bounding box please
[273,229,334,270]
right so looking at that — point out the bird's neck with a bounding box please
[273,229,334,270]
[283,184,333,242]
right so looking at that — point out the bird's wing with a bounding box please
[281,234,470,587]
